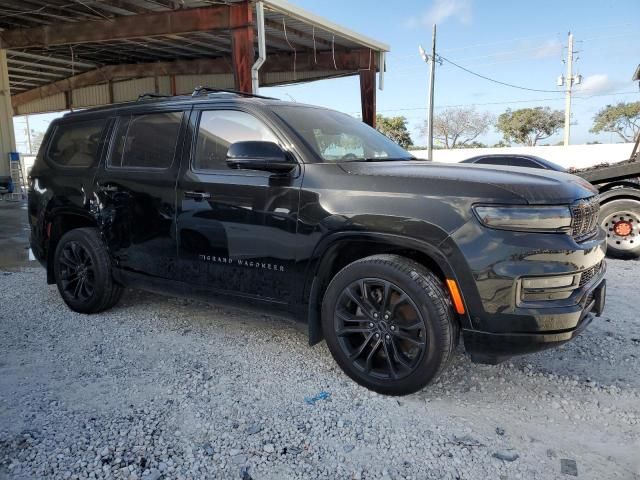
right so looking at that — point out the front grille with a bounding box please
[579,261,602,288]
[571,196,600,241]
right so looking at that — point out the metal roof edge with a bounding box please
[260,0,390,53]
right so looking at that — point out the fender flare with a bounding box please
[304,230,463,346]
[44,205,99,283]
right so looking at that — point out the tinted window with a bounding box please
[475,157,541,168]
[110,112,182,169]
[47,119,107,167]
[475,157,510,166]
[194,110,278,171]
[509,157,542,168]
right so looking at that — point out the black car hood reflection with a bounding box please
[339,161,597,205]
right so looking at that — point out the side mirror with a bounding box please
[226,141,296,173]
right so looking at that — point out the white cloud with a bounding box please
[406,0,473,28]
[575,74,621,95]
[533,40,562,59]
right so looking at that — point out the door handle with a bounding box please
[184,191,211,201]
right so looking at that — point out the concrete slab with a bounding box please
[0,199,33,270]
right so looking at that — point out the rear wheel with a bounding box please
[53,228,123,313]
[321,254,457,395]
[600,199,640,259]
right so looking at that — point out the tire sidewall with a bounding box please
[53,229,111,313]
[600,199,640,259]
[322,259,451,395]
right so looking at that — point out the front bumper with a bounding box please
[463,278,606,364]
[443,217,608,363]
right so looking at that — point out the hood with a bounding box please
[338,161,597,205]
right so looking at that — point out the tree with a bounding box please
[459,141,487,149]
[376,114,413,149]
[590,101,640,142]
[427,107,493,149]
[496,107,564,146]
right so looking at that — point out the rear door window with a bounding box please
[47,118,108,167]
[109,112,183,169]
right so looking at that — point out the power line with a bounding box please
[438,55,563,93]
[366,90,638,116]
[389,23,635,63]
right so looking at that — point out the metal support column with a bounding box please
[0,50,17,178]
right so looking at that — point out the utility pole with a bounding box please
[558,32,580,146]
[25,115,32,155]
[563,32,573,146]
[419,24,437,161]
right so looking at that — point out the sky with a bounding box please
[13,0,640,153]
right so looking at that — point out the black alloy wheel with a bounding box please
[53,228,123,313]
[58,241,95,302]
[322,254,458,395]
[334,278,427,381]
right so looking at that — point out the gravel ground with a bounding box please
[0,260,638,480]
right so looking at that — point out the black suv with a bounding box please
[28,89,607,395]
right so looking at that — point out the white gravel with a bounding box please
[0,260,638,480]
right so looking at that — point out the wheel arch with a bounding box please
[305,231,464,346]
[598,184,640,204]
[45,208,99,284]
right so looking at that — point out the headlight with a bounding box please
[473,205,572,233]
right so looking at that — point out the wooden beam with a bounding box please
[264,49,375,74]
[230,2,254,93]
[11,49,374,108]
[359,63,376,127]
[11,57,232,107]
[0,6,236,49]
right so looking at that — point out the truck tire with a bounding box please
[321,254,457,395]
[53,228,123,313]
[600,199,640,259]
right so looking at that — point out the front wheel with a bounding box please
[600,199,640,259]
[321,254,458,395]
[53,228,123,313]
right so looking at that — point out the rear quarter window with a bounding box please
[109,112,183,169]
[46,118,108,167]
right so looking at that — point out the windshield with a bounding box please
[273,106,414,163]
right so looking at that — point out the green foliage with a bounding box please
[590,102,640,142]
[496,107,564,146]
[376,114,413,149]
[457,141,487,149]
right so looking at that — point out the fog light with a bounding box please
[522,275,575,289]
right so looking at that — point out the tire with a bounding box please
[600,199,640,260]
[321,254,457,395]
[53,227,123,313]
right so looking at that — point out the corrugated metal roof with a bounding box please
[2,0,389,113]
[15,93,66,115]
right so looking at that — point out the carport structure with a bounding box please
[0,0,389,177]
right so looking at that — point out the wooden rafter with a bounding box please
[0,6,239,49]
[11,49,375,108]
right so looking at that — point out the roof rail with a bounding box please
[191,86,276,100]
[137,92,172,101]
